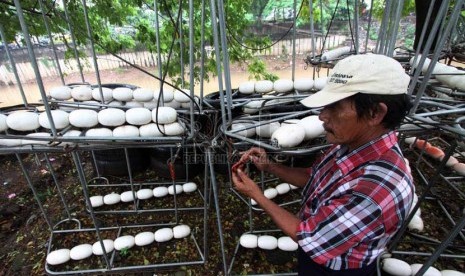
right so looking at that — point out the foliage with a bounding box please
[0,0,279,86]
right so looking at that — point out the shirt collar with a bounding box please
[335,131,398,175]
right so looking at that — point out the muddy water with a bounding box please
[0,64,329,108]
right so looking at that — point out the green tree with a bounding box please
[0,0,277,85]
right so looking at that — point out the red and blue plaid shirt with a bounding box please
[297,131,414,270]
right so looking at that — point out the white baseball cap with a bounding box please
[300,54,410,108]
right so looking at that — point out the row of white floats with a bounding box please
[89,182,198,208]
[49,85,193,104]
[1,106,180,131]
[231,115,325,148]
[0,106,187,146]
[381,257,464,276]
[46,224,191,266]
[239,233,298,251]
[238,77,327,95]
[249,182,299,205]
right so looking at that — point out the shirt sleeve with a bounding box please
[297,184,385,265]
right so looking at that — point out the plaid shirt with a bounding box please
[297,131,413,270]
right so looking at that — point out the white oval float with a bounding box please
[275,183,291,195]
[70,244,93,261]
[120,191,137,202]
[174,89,191,103]
[114,235,135,250]
[164,122,185,136]
[255,80,274,93]
[92,87,113,101]
[255,121,280,138]
[49,86,72,100]
[441,270,465,276]
[7,111,40,131]
[173,224,191,238]
[103,193,121,205]
[238,81,255,94]
[182,182,197,193]
[264,188,278,199]
[313,77,328,90]
[240,234,258,248]
[257,235,278,250]
[140,123,165,137]
[381,258,412,276]
[154,228,174,242]
[135,232,156,246]
[126,107,152,126]
[273,79,294,93]
[231,122,256,137]
[112,87,134,102]
[69,110,98,128]
[153,186,169,198]
[298,115,325,140]
[113,125,139,137]
[410,264,441,276]
[133,88,154,102]
[98,108,126,127]
[294,78,314,91]
[408,215,424,232]
[46,248,71,265]
[92,239,114,255]
[39,110,70,130]
[271,124,305,148]
[154,88,175,102]
[90,195,104,208]
[277,236,298,251]
[71,86,93,101]
[152,107,177,124]
[168,184,183,195]
[86,128,113,137]
[137,189,154,200]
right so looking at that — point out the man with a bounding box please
[232,54,414,276]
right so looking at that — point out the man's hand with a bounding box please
[231,168,262,199]
[237,147,272,172]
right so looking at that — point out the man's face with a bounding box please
[318,98,377,150]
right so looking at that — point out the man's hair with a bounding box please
[350,93,413,130]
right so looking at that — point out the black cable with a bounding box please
[345,0,356,51]
[320,0,341,55]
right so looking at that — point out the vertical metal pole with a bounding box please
[62,0,85,83]
[13,0,58,137]
[309,0,316,58]
[198,0,206,113]
[386,0,405,56]
[209,0,228,131]
[216,0,233,123]
[0,24,29,107]
[179,12,185,87]
[154,1,163,81]
[81,0,104,103]
[44,153,72,219]
[375,0,391,53]
[353,0,359,54]
[38,0,65,85]
[71,151,111,269]
[207,147,228,275]
[291,0,297,80]
[410,0,458,114]
[364,0,375,52]
[188,0,195,138]
[16,154,54,231]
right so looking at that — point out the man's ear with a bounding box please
[369,103,388,125]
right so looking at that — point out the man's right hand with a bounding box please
[238,147,272,172]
